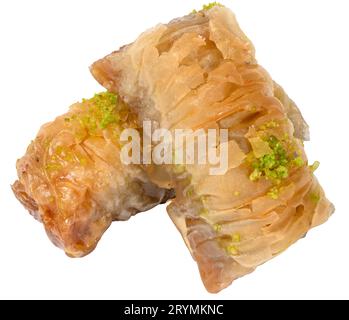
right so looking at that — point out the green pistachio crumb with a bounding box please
[276,166,288,179]
[232,233,241,242]
[310,161,320,172]
[74,92,121,134]
[310,192,320,204]
[78,156,87,166]
[213,224,222,232]
[260,120,279,130]
[227,245,239,256]
[249,169,262,181]
[100,113,119,129]
[248,135,290,183]
[192,2,223,14]
[283,133,290,141]
[267,187,279,200]
[293,156,305,167]
[202,2,223,11]
[45,162,62,172]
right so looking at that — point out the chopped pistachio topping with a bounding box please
[213,224,222,232]
[66,92,121,136]
[293,156,305,167]
[192,2,223,14]
[310,192,320,204]
[202,2,223,10]
[276,165,289,179]
[249,169,262,182]
[45,92,127,174]
[249,136,289,183]
[232,233,241,242]
[259,120,280,131]
[310,161,320,173]
[199,208,209,216]
[248,135,304,185]
[227,245,239,256]
[283,133,290,141]
[77,154,88,166]
[87,92,120,130]
[54,145,74,162]
[45,144,87,174]
[249,136,272,158]
[267,187,280,200]
[45,162,62,172]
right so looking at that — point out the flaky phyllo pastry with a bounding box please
[13,3,333,293]
[91,5,334,292]
[13,93,173,257]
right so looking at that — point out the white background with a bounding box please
[0,0,348,300]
